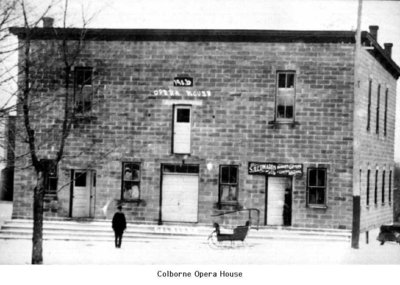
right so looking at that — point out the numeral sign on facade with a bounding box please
[173,77,193,87]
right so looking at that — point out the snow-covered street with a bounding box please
[0,230,399,285]
[0,231,399,265]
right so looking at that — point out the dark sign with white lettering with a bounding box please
[248,162,303,176]
[173,76,193,87]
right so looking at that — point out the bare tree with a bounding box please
[8,0,94,264]
[0,0,18,115]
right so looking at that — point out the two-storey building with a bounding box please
[9,23,400,233]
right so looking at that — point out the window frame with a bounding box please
[384,88,388,137]
[172,104,192,154]
[306,167,327,207]
[74,171,87,187]
[74,66,93,114]
[382,170,386,205]
[376,84,381,134]
[121,162,141,202]
[367,79,372,131]
[374,169,378,205]
[366,169,370,206]
[275,71,296,123]
[389,170,392,204]
[218,165,239,206]
[41,159,58,195]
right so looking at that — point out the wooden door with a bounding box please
[267,177,290,226]
[71,170,96,218]
[173,106,191,154]
[162,173,199,222]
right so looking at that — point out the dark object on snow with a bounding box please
[112,206,127,248]
[377,224,400,245]
[208,221,250,248]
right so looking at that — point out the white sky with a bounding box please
[2,0,400,160]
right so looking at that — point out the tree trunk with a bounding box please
[31,171,44,264]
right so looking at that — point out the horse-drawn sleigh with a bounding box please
[207,208,259,248]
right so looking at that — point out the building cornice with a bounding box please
[9,27,400,79]
[9,27,358,43]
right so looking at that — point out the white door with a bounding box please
[162,173,199,222]
[267,177,290,225]
[72,170,96,218]
[173,106,191,154]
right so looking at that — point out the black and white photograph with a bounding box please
[0,0,400,283]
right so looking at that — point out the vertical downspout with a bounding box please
[351,0,363,249]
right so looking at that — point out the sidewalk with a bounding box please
[0,231,399,265]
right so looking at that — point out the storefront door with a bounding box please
[266,176,292,226]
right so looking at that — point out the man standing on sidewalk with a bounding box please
[112,205,127,248]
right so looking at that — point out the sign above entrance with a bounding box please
[248,162,303,177]
[153,89,211,97]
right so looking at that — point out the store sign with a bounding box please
[248,162,303,176]
[173,76,193,87]
[153,89,211,97]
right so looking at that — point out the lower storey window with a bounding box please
[122,162,141,200]
[307,168,327,206]
[219,165,238,205]
[41,159,58,195]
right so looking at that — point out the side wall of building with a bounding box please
[394,163,400,222]
[13,39,356,229]
[356,49,397,231]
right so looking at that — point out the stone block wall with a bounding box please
[13,38,357,229]
[355,49,397,231]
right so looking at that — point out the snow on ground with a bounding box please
[0,232,399,285]
[0,234,399,265]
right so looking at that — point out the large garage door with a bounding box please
[162,164,199,223]
[267,177,290,226]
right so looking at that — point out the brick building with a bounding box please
[9,25,400,233]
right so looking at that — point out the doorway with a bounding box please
[70,170,96,218]
[266,176,292,226]
[173,105,192,154]
[161,164,199,223]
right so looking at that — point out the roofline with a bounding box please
[361,31,400,79]
[9,27,357,43]
[8,27,400,79]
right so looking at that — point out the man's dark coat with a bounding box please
[112,212,127,234]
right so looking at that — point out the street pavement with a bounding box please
[0,230,399,265]
[1,201,399,284]
[0,227,399,285]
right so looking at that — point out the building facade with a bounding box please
[9,25,400,232]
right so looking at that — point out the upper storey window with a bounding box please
[276,71,295,122]
[74,66,93,114]
[376,84,381,134]
[384,88,388,137]
[367,79,372,131]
